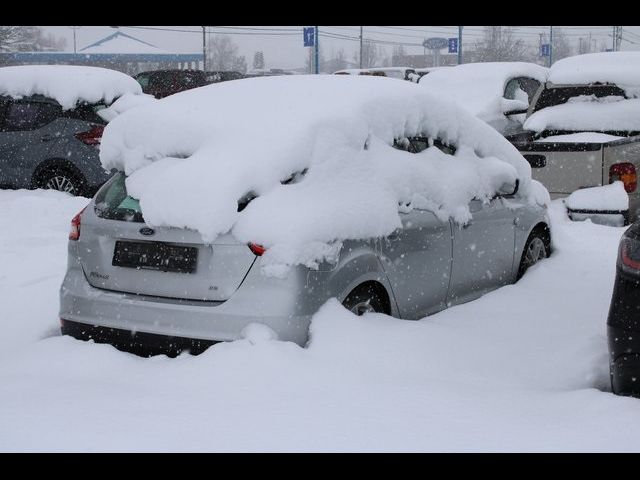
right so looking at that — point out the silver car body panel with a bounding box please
[60,190,549,346]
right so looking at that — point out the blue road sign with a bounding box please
[303,27,315,47]
[540,44,550,57]
[448,38,458,54]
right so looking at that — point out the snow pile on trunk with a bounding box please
[549,52,640,96]
[524,96,640,133]
[0,65,142,110]
[101,75,544,272]
[565,182,629,212]
[418,62,548,122]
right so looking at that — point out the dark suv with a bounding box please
[134,70,244,99]
[0,95,112,196]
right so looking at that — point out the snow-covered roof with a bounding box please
[548,52,640,90]
[0,65,142,109]
[79,31,169,55]
[100,75,545,273]
[418,62,549,122]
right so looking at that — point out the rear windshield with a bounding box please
[94,172,144,222]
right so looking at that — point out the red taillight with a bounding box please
[248,243,266,256]
[610,163,637,193]
[620,237,640,271]
[69,206,87,241]
[75,125,105,146]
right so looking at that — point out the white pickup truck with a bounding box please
[505,52,640,223]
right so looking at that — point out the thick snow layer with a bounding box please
[101,75,541,271]
[565,182,629,211]
[525,96,640,133]
[0,191,637,452]
[96,92,157,122]
[0,65,142,110]
[536,132,625,143]
[549,52,640,94]
[418,62,548,122]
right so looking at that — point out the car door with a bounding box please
[0,98,62,188]
[379,208,453,320]
[502,77,542,136]
[447,196,516,306]
[378,136,454,320]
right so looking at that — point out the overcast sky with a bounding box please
[42,26,640,70]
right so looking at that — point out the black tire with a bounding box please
[36,165,87,197]
[342,283,389,316]
[516,228,550,280]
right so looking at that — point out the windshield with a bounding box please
[532,84,628,113]
[94,172,144,223]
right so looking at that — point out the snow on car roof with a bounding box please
[100,74,545,274]
[548,52,640,93]
[418,62,549,121]
[0,65,142,110]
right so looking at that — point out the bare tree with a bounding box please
[207,35,245,72]
[253,51,264,70]
[391,44,407,66]
[471,26,534,62]
[325,48,348,72]
[551,28,573,62]
[354,41,380,68]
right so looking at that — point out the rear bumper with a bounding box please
[59,266,312,347]
[61,319,217,356]
[608,325,640,396]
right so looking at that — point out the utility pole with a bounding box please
[613,26,617,51]
[359,26,363,69]
[69,26,81,55]
[458,26,463,64]
[202,26,207,71]
[314,26,319,74]
[549,26,553,67]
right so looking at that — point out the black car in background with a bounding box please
[134,69,244,98]
[608,221,640,395]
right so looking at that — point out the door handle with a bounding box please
[41,134,54,142]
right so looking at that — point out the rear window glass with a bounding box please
[94,172,144,223]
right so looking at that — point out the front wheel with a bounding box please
[517,230,549,280]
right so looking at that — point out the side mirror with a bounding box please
[497,179,519,197]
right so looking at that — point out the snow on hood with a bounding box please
[524,96,640,133]
[96,92,157,122]
[0,65,142,110]
[418,62,549,122]
[100,75,544,273]
[548,52,640,95]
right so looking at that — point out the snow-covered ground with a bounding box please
[0,188,638,452]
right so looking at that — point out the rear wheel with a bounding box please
[36,166,86,196]
[517,229,549,280]
[342,283,389,315]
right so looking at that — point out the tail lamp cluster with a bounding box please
[610,163,637,193]
[74,125,105,147]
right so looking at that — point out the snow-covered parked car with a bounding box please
[0,65,154,196]
[59,75,551,355]
[418,62,549,136]
[508,52,640,223]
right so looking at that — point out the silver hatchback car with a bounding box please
[60,167,551,356]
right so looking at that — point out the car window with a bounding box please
[64,102,108,124]
[504,77,541,104]
[393,136,456,155]
[2,100,61,132]
[136,75,150,89]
